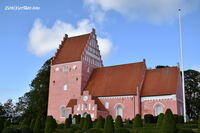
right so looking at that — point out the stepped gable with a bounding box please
[51,33,90,65]
[141,67,179,96]
[84,62,146,97]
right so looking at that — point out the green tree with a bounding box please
[161,109,176,133]
[44,116,57,133]
[104,115,114,133]
[0,118,5,133]
[20,117,31,128]
[30,119,35,129]
[65,118,71,128]
[33,115,44,133]
[198,112,200,133]
[185,70,200,119]
[16,59,51,120]
[115,115,123,128]
[156,113,164,128]
[83,114,93,131]
[133,114,143,127]
[144,114,154,123]
[80,117,85,129]
[156,65,169,69]
[0,103,6,119]
[95,116,105,128]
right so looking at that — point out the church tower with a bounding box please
[47,29,103,122]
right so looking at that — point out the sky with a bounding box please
[0,0,200,103]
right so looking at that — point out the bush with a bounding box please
[30,119,35,129]
[83,114,93,131]
[144,114,154,123]
[161,109,176,133]
[65,118,71,128]
[33,116,44,133]
[21,118,31,128]
[79,117,85,129]
[0,118,5,133]
[115,115,123,128]
[2,128,20,133]
[4,120,11,128]
[87,128,103,133]
[198,112,200,133]
[133,114,143,127]
[177,128,195,133]
[95,116,105,128]
[21,126,33,133]
[57,123,65,129]
[156,113,164,128]
[44,116,57,133]
[115,128,130,133]
[73,114,81,124]
[104,115,114,133]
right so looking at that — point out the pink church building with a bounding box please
[47,29,184,123]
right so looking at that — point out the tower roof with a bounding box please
[52,33,90,65]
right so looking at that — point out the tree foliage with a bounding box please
[156,113,164,128]
[144,114,154,123]
[95,116,105,128]
[44,116,57,133]
[83,114,93,131]
[185,70,200,119]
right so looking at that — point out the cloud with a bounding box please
[28,18,113,59]
[84,0,199,24]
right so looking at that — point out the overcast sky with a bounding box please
[0,0,200,103]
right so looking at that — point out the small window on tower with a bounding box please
[105,102,109,109]
[55,67,59,71]
[72,65,77,70]
[63,84,68,91]
[63,65,68,72]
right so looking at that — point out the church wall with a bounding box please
[47,61,82,123]
[141,95,178,117]
[98,96,136,120]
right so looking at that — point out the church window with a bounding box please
[60,107,65,118]
[63,65,68,72]
[154,104,163,116]
[115,105,123,117]
[87,67,90,73]
[63,84,68,91]
[65,109,70,118]
[55,67,59,71]
[105,102,109,109]
[72,65,77,70]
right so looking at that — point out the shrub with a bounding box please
[114,128,130,133]
[133,114,143,127]
[156,113,164,128]
[65,118,71,128]
[144,114,154,123]
[178,115,184,123]
[21,125,33,133]
[57,123,65,129]
[68,114,72,125]
[177,128,194,133]
[21,118,31,128]
[73,114,81,124]
[44,116,57,133]
[0,118,5,133]
[95,116,105,128]
[4,120,11,128]
[30,119,35,129]
[33,116,44,133]
[2,127,20,133]
[83,114,93,131]
[160,109,176,133]
[115,115,123,128]
[87,128,103,133]
[104,115,114,133]
[74,130,83,133]
[198,112,200,133]
[79,117,85,129]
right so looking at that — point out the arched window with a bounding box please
[154,104,163,116]
[63,84,68,90]
[60,107,65,118]
[115,105,123,117]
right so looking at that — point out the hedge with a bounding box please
[133,114,143,127]
[104,115,114,133]
[115,115,123,128]
[144,114,154,123]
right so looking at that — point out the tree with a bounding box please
[161,109,176,133]
[95,116,105,128]
[3,99,16,122]
[156,65,169,69]
[104,115,114,133]
[115,115,123,128]
[15,58,51,120]
[133,114,143,127]
[83,114,93,131]
[30,119,35,129]
[44,116,57,133]
[198,112,200,133]
[20,117,31,128]
[185,70,200,119]
[65,118,71,128]
[33,115,44,133]
[80,117,85,129]
[0,118,5,133]
[156,113,164,128]
[0,103,6,119]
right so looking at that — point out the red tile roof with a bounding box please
[84,62,146,96]
[141,67,179,96]
[67,99,77,108]
[94,98,108,112]
[52,33,90,65]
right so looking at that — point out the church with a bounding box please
[47,29,184,123]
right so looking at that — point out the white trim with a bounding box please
[51,61,81,67]
[86,51,101,61]
[141,94,176,102]
[98,95,134,99]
